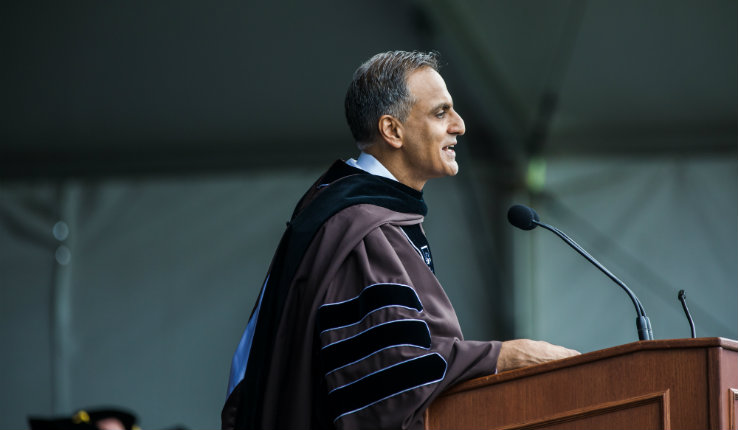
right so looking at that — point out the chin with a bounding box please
[445,162,459,177]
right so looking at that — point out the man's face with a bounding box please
[398,67,465,189]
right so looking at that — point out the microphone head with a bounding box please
[508,204,540,230]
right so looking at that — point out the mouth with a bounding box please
[442,144,456,155]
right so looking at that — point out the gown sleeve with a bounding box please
[317,221,501,430]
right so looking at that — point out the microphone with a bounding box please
[507,204,539,230]
[507,204,654,341]
[678,290,696,338]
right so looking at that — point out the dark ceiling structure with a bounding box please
[1,0,736,178]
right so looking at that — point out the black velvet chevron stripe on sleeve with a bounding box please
[321,319,432,375]
[328,353,447,423]
[317,283,423,333]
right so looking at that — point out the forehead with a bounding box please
[406,67,452,108]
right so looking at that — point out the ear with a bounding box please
[377,115,403,149]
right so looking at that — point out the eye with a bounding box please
[435,104,452,118]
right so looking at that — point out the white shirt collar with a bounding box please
[345,152,398,182]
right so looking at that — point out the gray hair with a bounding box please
[344,51,441,149]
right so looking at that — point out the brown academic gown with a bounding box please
[222,162,501,430]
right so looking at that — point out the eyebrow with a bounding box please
[430,102,452,113]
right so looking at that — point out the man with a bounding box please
[222,50,577,430]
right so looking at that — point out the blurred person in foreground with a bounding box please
[28,408,138,430]
[222,50,578,430]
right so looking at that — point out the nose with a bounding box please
[450,110,465,136]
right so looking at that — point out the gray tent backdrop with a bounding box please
[512,156,737,351]
[1,1,736,429]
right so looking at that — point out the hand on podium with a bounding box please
[497,339,580,372]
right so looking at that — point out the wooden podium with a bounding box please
[425,338,738,430]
